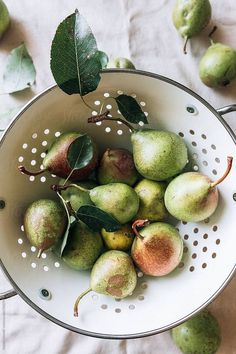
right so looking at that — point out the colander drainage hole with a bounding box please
[140,282,148,290]
[193,228,199,233]
[117,129,123,135]
[202,148,207,154]
[20,225,24,231]
[178,262,184,269]
[106,104,112,110]
[203,247,207,252]
[212,225,218,232]
[183,246,188,253]
[129,304,135,310]
[41,152,46,158]
[115,298,121,302]
[186,105,198,115]
[178,132,184,137]
[212,253,217,258]
[32,133,37,139]
[202,263,207,269]
[212,169,217,175]
[55,132,61,137]
[140,101,146,107]
[18,238,23,244]
[211,144,216,150]
[18,156,24,163]
[115,308,121,313]
[31,262,37,269]
[104,92,110,98]
[40,176,46,183]
[184,234,189,240]
[138,295,144,301]
[215,157,220,163]
[31,246,36,252]
[44,129,50,135]
[193,240,198,246]
[193,165,199,171]
[94,100,100,106]
[39,288,51,300]
[21,252,27,258]
[92,111,97,116]
[192,153,198,160]
[29,175,35,182]
[105,127,111,133]
[203,233,208,239]
[22,143,28,149]
[189,266,195,272]
[201,134,207,140]
[43,265,49,271]
[54,262,60,268]
[101,304,107,310]
[41,253,47,259]
[137,271,143,278]
[192,253,197,259]
[31,148,37,153]
[203,160,208,166]
[191,141,197,147]
[216,239,221,245]
[189,129,195,135]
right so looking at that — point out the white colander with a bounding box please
[0,70,236,339]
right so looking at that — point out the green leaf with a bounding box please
[67,134,93,170]
[0,106,23,131]
[115,94,148,124]
[77,205,121,232]
[3,43,36,94]
[50,10,105,96]
[94,50,108,69]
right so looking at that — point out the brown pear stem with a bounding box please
[51,183,89,193]
[208,25,217,39]
[88,112,135,132]
[37,249,44,258]
[74,287,92,317]
[183,37,189,55]
[210,156,233,189]
[18,165,46,176]
[132,219,150,240]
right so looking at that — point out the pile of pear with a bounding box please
[22,130,232,315]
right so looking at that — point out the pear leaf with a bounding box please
[67,134,94,170]
[3,43,36,94]
[115,94,148,124]
[77,205,121,232]
[50,9,105,96]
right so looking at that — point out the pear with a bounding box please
[98,148,138,186]
[134,179,168,221]
[19,132,98,181]
[60,179,96,211]
[73,250,137,316]
[131,130,188,181]
[165,156,233,222]
[199,42,236,87]
[89,183,139,224]
[0,0,10,39]
[55,182,140,224]
[172,310,221,354]
[107,57,135,69]
[131,220,183,276]
[172,0,211,54]
[101,224,135,251]
[62,222,103,270]
[24,199,67,258]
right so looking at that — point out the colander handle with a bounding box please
[0,289,17,300]
[217,104,236,115]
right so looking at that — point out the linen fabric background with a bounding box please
[0,1,236,353]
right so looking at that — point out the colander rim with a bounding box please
[0,68,235,339]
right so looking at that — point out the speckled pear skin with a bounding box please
[98,148,138,186]
[199,43,236,87]
[60,179,96,211]
[172,0,211,38]
[90,250,137,298]
[134,179,168,221]
[164,172,218,222]
[43,132,98,181]
[172,310,221,354]
[131,222,183,276]
[24,199,67,252]
[101,224,135,251]
[62,222,103,270]
[131,130,188,181]
[89,183,139,224]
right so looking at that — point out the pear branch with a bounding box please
[183,37,189,55]
[210,156,233,188]
[88,112,135,132]
[74,287,92,317]
[18,165,45,176]
[208,25,218,40]
[132,219,150,240]
[51,183,89,193]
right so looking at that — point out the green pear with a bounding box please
[172,310,221,354]
[164,157,233,222]
[90,183,139,224]
[107,57,135,69]
[199,42,236,87]
[98,148,138,186]
[134,179,168,221]
[19,132,98,181]
[0,0,10,39]
[173,0,211,53]
[131,130,188,181]
[131,221,183,276]
[60,179,96,211]
[24,199,67,258]
[62,222,103,270]
[101,224,135,251]
[73,250,137,316]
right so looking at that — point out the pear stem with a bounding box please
[74,287,92,317]
[51,183,89,193]
[37,249,44,258]
[208,25,217,41]
[132,219,150,240]
[88,112,135,132]
[18,165,46,176]
[210,156,233,189]
[183,37,189,55]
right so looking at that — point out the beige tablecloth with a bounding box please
[0,1,236,353]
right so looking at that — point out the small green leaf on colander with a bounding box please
[114,94,148,124]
